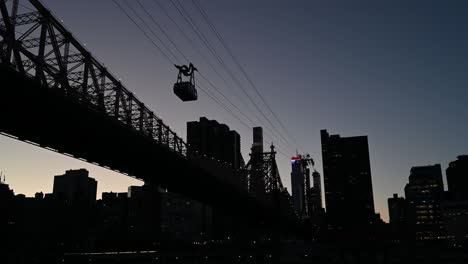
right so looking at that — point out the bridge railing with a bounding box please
[0,0,187,157]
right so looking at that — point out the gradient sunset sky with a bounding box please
[1,0,467,222]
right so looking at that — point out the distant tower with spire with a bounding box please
[0,171,15,198]
[0,171,5,184]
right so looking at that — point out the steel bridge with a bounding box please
[0,0,298,232]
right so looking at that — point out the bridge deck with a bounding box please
[0,64,291,228]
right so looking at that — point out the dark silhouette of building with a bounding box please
[186,117,245,240]
[404,165,444,241]
[289,163,325,238]
[126,185,162,247]
[0,176,14,198]
[446,155,468,201]
[187,117,243,169]
[53,169,97,204]
[249,126,267,197]
[102,191,120,202]
[34,192,44,199]
[440,155,468,246]
[0,177,15,226]
[388,193,408,236]
[159,190,212,242]
[291,156,306,217]
[128,185,145,199]
[290,154,321,219]
[320,129,376,228]
[309,170,323,215]
[252,126,264,154]
[441,199,468,246]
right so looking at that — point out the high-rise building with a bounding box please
[187,117,243,169]
[290,154,321,218]
[249,127,266,196]
[52,169,97,204]
[252,127,263,154]
[159,190,212,241]
[441,155,468,245]
[0,176,14,198]
[446,155,468,201]
[128,185,145,199]
[126,184,162,242]
[404,165,444,240]
[441,199,468,245]
[320,129,375,228]
[187,118,244,239]
[309,170,323,214]
[291,156,306,217]
[0,177,15,225]
[388,193,407,234]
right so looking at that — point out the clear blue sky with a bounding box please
[1,0,468,222]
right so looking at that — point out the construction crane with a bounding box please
[291,153,318,218]
[300,153,314,168]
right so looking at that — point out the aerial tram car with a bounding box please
[173,63,198,102]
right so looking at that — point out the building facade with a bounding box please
[404,165,444,241]
[291,155,322,219]
[52,169,97,204]
[320,129,375,228]
[441,199,468,245]
[187,117,244,239]
[388,193,408,237]
[442,155,468,245]
[187,117,243,169]
[309,170,323,215]
[291,156,306,217]
[446,155,468,201]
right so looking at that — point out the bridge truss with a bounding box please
[0,0,298,227]
[245,144,285,198]
[0,0,187,157]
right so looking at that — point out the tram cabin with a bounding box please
[174,81,198,101]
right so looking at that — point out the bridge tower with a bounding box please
[243,127,291,264]
[245,127,284,203]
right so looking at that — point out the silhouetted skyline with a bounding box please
[1,0,468,222]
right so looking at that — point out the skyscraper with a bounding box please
[446,155,468,201]
[290,154,321,218]
[187,117,243,169]
[291,156,306,217]
[309,170,323,215]
[404,165,444,240]
[388,193,407,235]
[252,127,263,154]
[187,117,244,239]
[52,169,97,204]
[249,127,266,196]
[442,155,468,245]
[320,129,375,228]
